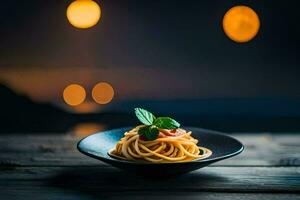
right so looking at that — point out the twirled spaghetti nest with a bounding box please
[109,126,212,163]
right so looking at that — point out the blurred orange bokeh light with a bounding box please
[223,5,260,43]
[63,84,86,106]
[71,123,106,136]
[92,82,114,104]
[66,0,101,29]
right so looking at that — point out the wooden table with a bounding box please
[0,133,299,199]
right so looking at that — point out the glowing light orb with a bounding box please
[67,0,101,29]
[92,82,114,104]
[223,5,260,43]
[63,84,86,106]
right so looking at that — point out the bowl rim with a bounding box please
[77,126,244,165]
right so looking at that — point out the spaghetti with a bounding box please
[109,126,212,163]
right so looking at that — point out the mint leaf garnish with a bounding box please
[134,108,180,141]
[138,125,159,141]
[135,108,156,125]
[153,117,180,129]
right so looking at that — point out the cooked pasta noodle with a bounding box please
[109,126,212,163]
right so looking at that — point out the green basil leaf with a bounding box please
[134,108,156,125]
[138,125,149,136]
[138,125,159,141]
[153,117,180,129]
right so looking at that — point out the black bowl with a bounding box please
[77,127,244,175]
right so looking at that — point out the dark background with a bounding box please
[0,0,300,133]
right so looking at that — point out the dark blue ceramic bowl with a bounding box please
[77,127,244,175]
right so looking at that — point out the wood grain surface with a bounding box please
[0,133,299,199]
